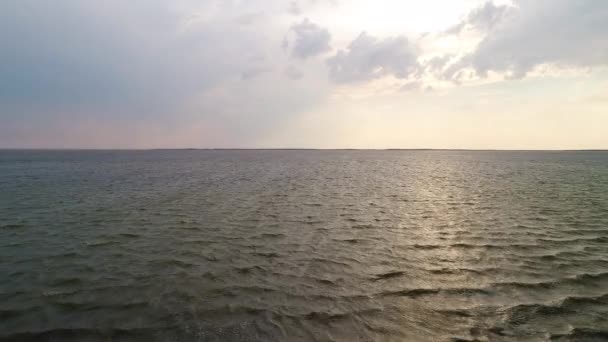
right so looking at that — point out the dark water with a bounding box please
[1,150,607,342]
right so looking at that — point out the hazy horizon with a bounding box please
[2,148,608,151]
[2,0,608,149]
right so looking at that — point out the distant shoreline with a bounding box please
[1,148,607,152]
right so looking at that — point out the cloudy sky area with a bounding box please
[1,0,607,149]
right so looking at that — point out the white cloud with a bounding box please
[286,19,332,59]
[444,1,511,35]
[284,65,304,80]
[445,0,608,80]
[1,0,607,148]
[327,33,420,83]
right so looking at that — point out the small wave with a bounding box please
[573,271,608,282]
[380,287,489,298]
[560,293,608,308]
[256,233,285,239]
[49,277,82,287]
[333,238,361,244]
[504,303,571,325]
[436,309,473,318]
[449,243,511,249]
[412,244,442,250]
[209,285,279,297]
[235,265,265,274]
[0,327,160,341]
[304,308,381,323]
[50,300,148,312]
[442,288,491,296]
[151,258,195,268]
[309,257,351,267]
[304,311,349,322]
[372,271,405,281]
[314,278,337,286]
[492,272,608,291]
[86,240,117,247]
[550,328,608,341]
[0,223,25,229]
[119,233,139,238]
[50,251,80,258]
[352,224,375,229]
[497,296,608,329]
[380,288,439,298]
[428,267,492,275]
[253,252,279,258]
[538,236,608,244]
[0,309,23,320]
[42,289,79,297]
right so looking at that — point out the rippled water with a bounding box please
[1,150,607,341]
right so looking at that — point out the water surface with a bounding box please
[1,150,607,341]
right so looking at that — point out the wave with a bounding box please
[428,267,481,275]
[492,272,608,291]
[412,244,442,250]
[234,265,266,274]
[379,287,490,298]
[314,278,337,286]
[118,233,140,238]
[49,300,148,312]
[256,233,286,239]
[550,328,608,341]
[372,271,405,281]
[0,327,165,342]
[560,293,608,307]
[0,309,24,320]
[150,258,195,268]
[503,293,608,326]
[253,252,280,258]
[351,224,376,229]
[304,308,382,323]
[49,277,82,287]
[86,240,117,247]
[333,238,362,244]
[0,223,25,229]
[538,236,608,244]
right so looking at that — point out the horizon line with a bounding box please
[1,148,607,152]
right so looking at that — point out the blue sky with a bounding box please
[1,0,607,149]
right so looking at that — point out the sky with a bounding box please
[1,0,607,149]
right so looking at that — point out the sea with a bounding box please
[1,150,607,341]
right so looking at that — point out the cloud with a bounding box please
[0,1,260,116]
[424,54,454,74]
[445,0,608,80]
[287,0,339,16]
[327,33,420,83]
[236,12,266,26]
[0,0,331,147]
[284,65,304,80]
[287,1,302,15]
[444,1,511,35]
[399,81,422,92]
[286,19,332,59]
[241,67,272,80]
